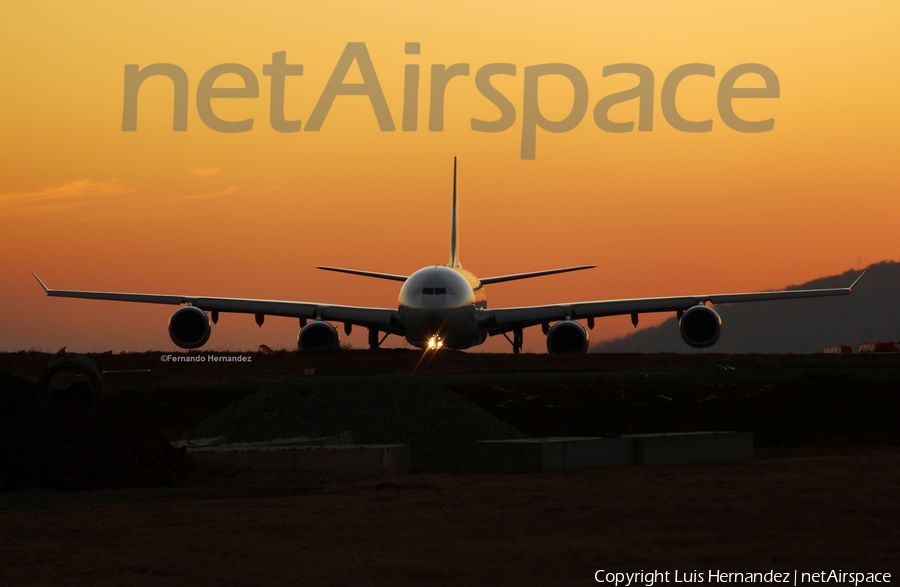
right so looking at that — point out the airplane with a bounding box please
[34,158,864,354]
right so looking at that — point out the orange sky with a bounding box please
[1,1,898,352]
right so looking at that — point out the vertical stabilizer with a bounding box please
[449,157,460,268]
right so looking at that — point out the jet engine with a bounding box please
[298,321,340,351]
[679,305,722,348]
[168,306,211,349]
[546,320,590,354]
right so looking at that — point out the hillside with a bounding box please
[594,261,900,353]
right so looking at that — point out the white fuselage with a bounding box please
[397,266,487,349]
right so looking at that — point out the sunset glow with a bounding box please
[2,2,898,352]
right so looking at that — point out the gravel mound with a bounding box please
[185,375,526,471]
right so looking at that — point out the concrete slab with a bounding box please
[171,437,226,449]
[252,432,354,447]
[475,437,634,473]
[173,432,354,450]
[189,444,410,475]
[628,432,753,466]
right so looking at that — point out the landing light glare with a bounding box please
[427,335,443,350]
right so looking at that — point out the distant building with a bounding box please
[857,342,900,353]
[824,345,853,354]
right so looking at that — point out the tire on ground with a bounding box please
[37,353,105,417]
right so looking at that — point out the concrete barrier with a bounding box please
[476,432,754,472]
[475,437,634,473]
[628,432,753,466]
[189,444,410,475]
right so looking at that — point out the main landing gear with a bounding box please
[502,328,524,354]
[368,327,390,349]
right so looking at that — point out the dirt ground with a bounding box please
[1,350,898,585]
[2,449,898,586]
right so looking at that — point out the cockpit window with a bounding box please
[417,286,455,295]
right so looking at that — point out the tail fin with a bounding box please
[449,157,460,268]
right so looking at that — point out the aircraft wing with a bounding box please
[479,272,865,333]
[479,265,596,285]
[33,274,404,334]
[315,266,409,282]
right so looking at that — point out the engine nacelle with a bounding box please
[679,305,722,348]
[546,320,590,354]
[298,321,340,351]
[168,306,211,349]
